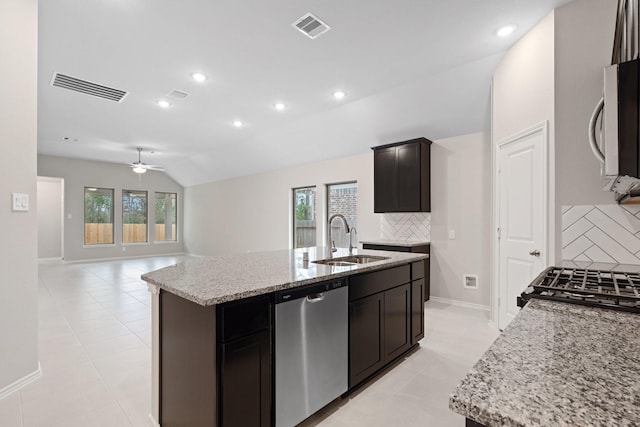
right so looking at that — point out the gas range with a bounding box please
[518,266,640,313]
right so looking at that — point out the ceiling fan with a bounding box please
[129,147,165,174]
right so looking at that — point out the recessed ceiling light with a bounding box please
[333,90,346,100]
[191,72,207,82]
[496,25,517,37]
[274,103,286,111]
[157,100,170,108]
[232,120,243,127]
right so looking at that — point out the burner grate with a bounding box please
[521,267,640,313]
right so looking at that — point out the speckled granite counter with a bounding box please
[449,299,640,426]
[142,247,427,306]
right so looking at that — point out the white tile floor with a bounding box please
[0,256,500,427]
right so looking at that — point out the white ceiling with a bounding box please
[37,0,572,186]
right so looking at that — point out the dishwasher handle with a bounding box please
[306,293,325,303]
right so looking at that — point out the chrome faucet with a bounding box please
[327,214,351,253]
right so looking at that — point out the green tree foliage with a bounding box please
[296,199,311,220]
[123,193,147,224]
[155,198,166,225]
[85,193,112,223]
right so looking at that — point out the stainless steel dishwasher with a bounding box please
[274,279,348,427]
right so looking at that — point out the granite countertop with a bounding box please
[360,239,430,247]
[141,247,427,306]
[449,299,640,426]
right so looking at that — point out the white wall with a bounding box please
[38,155,185,261]
[492,11,555,144]
[0,0,39,393]
[184,132,492,306]
[37,177,63,259]
[430,132,491,307]
[492,11,556,264]
[184,152,377,256]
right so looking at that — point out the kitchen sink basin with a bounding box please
[312,255,390,266]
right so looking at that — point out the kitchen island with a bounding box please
[142,247,428,427]
[449,299,640,426]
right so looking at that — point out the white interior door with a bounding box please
[497,126,547,330]
[37,176,64,260]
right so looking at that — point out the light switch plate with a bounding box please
[12,193,29,212]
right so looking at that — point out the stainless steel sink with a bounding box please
[312,255,390,266]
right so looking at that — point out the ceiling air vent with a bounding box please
[292,13,331,39]
[167,89,189,99]
[50,72,128,102]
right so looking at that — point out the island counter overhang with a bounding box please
[142,247,429,427]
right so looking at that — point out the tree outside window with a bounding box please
[293,187,316,248]
[84,187,114,245]
[155,192,177,241]
[122,190,148,243]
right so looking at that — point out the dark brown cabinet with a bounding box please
[383,283,411,361]
[373,138,431,213]
[219,331,271,427]
[411,279,425,344]
[218,295,272,427]
[349,292,385,387]
[348,265,419,389]
[362,242,430,301]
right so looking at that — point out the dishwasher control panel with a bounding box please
[274,279,346,304]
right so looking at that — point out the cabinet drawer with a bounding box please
[349,265,410,301]
[218,295,270,342]
[411,261,425,280]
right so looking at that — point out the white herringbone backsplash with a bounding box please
[562,204,640,265]
[380,213,431,241]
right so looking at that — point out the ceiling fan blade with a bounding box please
[146,165,165,171]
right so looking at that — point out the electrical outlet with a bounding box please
[464,274,478,289]
[449,229,456,239]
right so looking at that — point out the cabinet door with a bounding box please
[411,279,425,344]
[397,143,421,211]
[220,331,271,427]
[383,284,411,362]
[349,293,385,387]
[374,146,398,212]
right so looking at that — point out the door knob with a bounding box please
[529,250,541,257]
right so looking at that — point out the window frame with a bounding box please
[83,187,115,246]
[292,186,317,249]
[122,189,149,244]
[326,181,358,248]
[154,191,178,243]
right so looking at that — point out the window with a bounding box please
[84,187,114,245]
[122,190,148,243]
[327,182,358,248]
[155,192,177,242]
[293,186,316,249]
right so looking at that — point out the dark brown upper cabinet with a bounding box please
[372,138,432,213]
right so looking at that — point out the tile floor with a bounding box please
[0,256,500,427]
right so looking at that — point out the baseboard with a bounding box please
[428,296,490,312]
[63,252,187,264]
[147,413,160,427]
[0,363,42,401]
